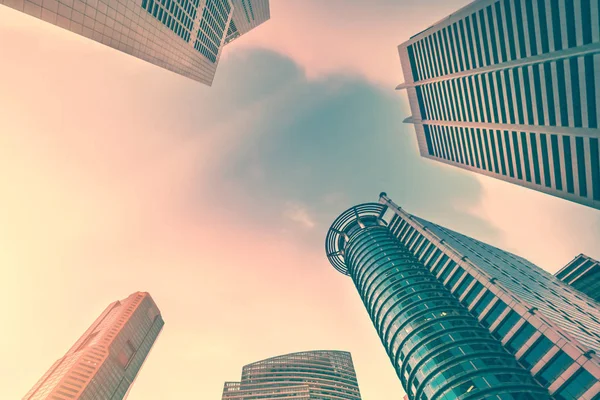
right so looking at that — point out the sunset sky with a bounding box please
[1,1,599,399]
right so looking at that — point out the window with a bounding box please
[447,267,465,290]
[511,131,523,180]
[576,137,588,197]
[432,254,450,275]
[590,138,600,201]
[439,261,457,282]
[520,336,553,369]
[520,132,531,182]
[482,300,506,328]
[584,55,597,128]
[455,274,474,297]
[529,133,541,185]
[536,351,573,387]
[553,368,596,400]
[506,322,535,353]
[117,340,137,368]
[550,0,563,51]
[472,291,495,317]
[550,135,563,190]
[539,134,552,188]
[463,281,484,306]
[563,136,575,194]
[492,310,520,340]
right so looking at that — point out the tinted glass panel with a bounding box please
[506,322,535,353]
[537,351,573,387]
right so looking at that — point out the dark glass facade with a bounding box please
[326,202,547,400]
[555,254,600,302]
[326,194,600,400]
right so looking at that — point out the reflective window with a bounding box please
[536,351,573,387]
[506,322,535,353]
[553,367,596,400]
[482,300,506,328]
[447,267,465,290]
[463,281,484,306]
[520,336,553,369]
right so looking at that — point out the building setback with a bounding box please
[397,0,600,209]
[23,292,164,400]
[326,193,600,400]
[556,253,600,302]
[222,350,362,400]
[0,0,270,84]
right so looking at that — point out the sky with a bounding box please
[0,1,599,399]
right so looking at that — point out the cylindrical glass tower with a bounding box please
[325,202,548,400]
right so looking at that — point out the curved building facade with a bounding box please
[221,350,362,399]
[326,200,549,400]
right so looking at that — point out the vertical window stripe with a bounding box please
[563,136,575,194]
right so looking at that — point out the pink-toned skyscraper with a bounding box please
[23,292,164,400]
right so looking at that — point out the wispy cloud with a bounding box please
[283,202,316,229]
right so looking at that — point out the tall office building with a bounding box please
[397,0,600,209]
[24,291,164,400]
[556,253,600,302]
[0,0,270,84]
[326,193,600,400]
[224,0,268,44]
[221,350,362,400]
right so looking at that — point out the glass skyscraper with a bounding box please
[556,253,600,302]
[23,291,164,400]
[221,350,362,400]
[0,0,270,84]
[326,193,600,400]
[397,0,600,209]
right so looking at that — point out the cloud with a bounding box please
[284,202,317,229]
[224,0,473,87]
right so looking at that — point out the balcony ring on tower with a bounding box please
[325,203,388,276]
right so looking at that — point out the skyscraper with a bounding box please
[326,193,600,400]
[556,253,600,302]
[23,291,164,400]
[221,350,362,400]
[0,0,270,84]
[224,0,269,45]
[397,0,600,209]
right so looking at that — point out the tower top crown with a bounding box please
[325,202,388,275]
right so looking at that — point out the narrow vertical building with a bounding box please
[556,254,600,302]
[222,350,362,400]
[326,193,600,399]
[397,0,600,209]
[23,292,164,400]
[0,0,270,84]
